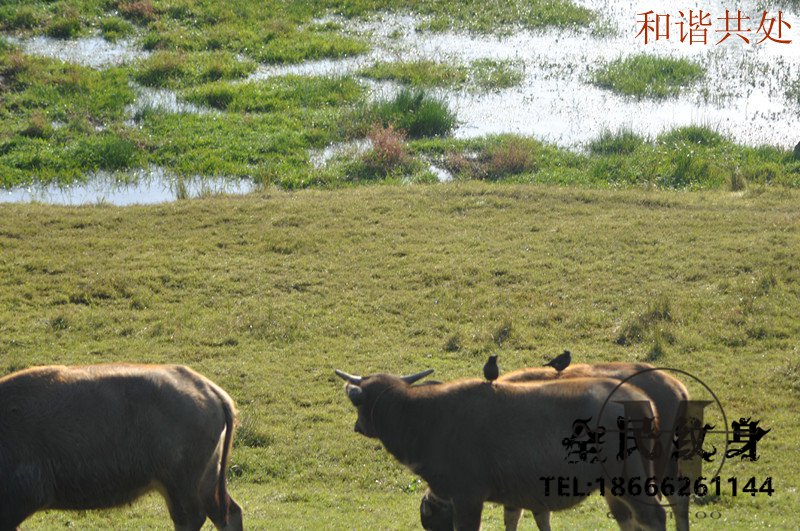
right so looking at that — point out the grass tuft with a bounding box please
[1,6,38,30]
[73,134,138,172]
[593,54,705,98]
[589,129,645,155]
[20,111,52,139]
[470,59,524,90]
[359,89,456,139]
[658,126,724,147]
[358,60,468,89]
[234,412,272,448]
[118,0,156,24]
[645,331,668,361]
[45,17,81,39]
[101,17,135,42]
[362,124,410,176]
[492,319,513,346]
[441,135,547,181]
[358,59,523,91]
[443,333,462,352]
[728,169,747,191]
[616,296,673,346]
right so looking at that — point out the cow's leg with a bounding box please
[1,506,32,531]
[451,499,483,531]
[604,494,636,531]
[666,462,689,531]
[222,497,243,531]
[164,485,207,531]
[668,492,689,531]
[532,511,551,531]
[197,439,243,531]
[206,494,243,531]
[622,496,666,531]
[503,507,523,531]
[168,501,207,531]
[1,487,41,531]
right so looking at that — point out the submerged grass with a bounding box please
[2,184,799,529]
[593,54,705,98]
[358,59,523,90]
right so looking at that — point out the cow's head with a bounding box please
[334,368,433,438]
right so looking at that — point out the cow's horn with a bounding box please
[335,369,363,385]
[400,369,434,384]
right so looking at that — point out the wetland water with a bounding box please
[3,0,800,204]
[0,168,256,206]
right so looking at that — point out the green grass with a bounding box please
[358,59,523,90]
[594,54,705,98]
[44,16,82,39]
[589,129,646,155]
[1,43,798,191]
[2,184,799,529]
[0,47,138,186]
[359,60,470,89]
[413,130,800,189]
[100,16,135,42]
[0,44,364,188]
[354,89,457,139]
[133,51,256,89]
[0,0,594,68]
[415,0,595,32]
[470,58,525,90]
[0,33,797,192]
[183,76,363,112]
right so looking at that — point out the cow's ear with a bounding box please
[346,384,364,406]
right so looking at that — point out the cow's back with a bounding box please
[415,377,654,513]
[0,364,228,510]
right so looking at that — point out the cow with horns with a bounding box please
[336,368,667,531]
[419,362,692,531]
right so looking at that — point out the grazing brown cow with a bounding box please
[420,362,691,531]
[336,368,666,531]
[0,364,243,531]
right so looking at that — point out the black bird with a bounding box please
[544,350,571,372]
[483,355,499,382]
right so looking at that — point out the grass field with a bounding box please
[1,183,798,529]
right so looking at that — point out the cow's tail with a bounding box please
[212,386,237,525]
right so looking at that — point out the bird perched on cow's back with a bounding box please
[483,355,499,382]
[544,350,571,372]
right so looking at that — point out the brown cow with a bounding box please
[420,362,691,531]
[0,364,243,531]
[336,368,666,531]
